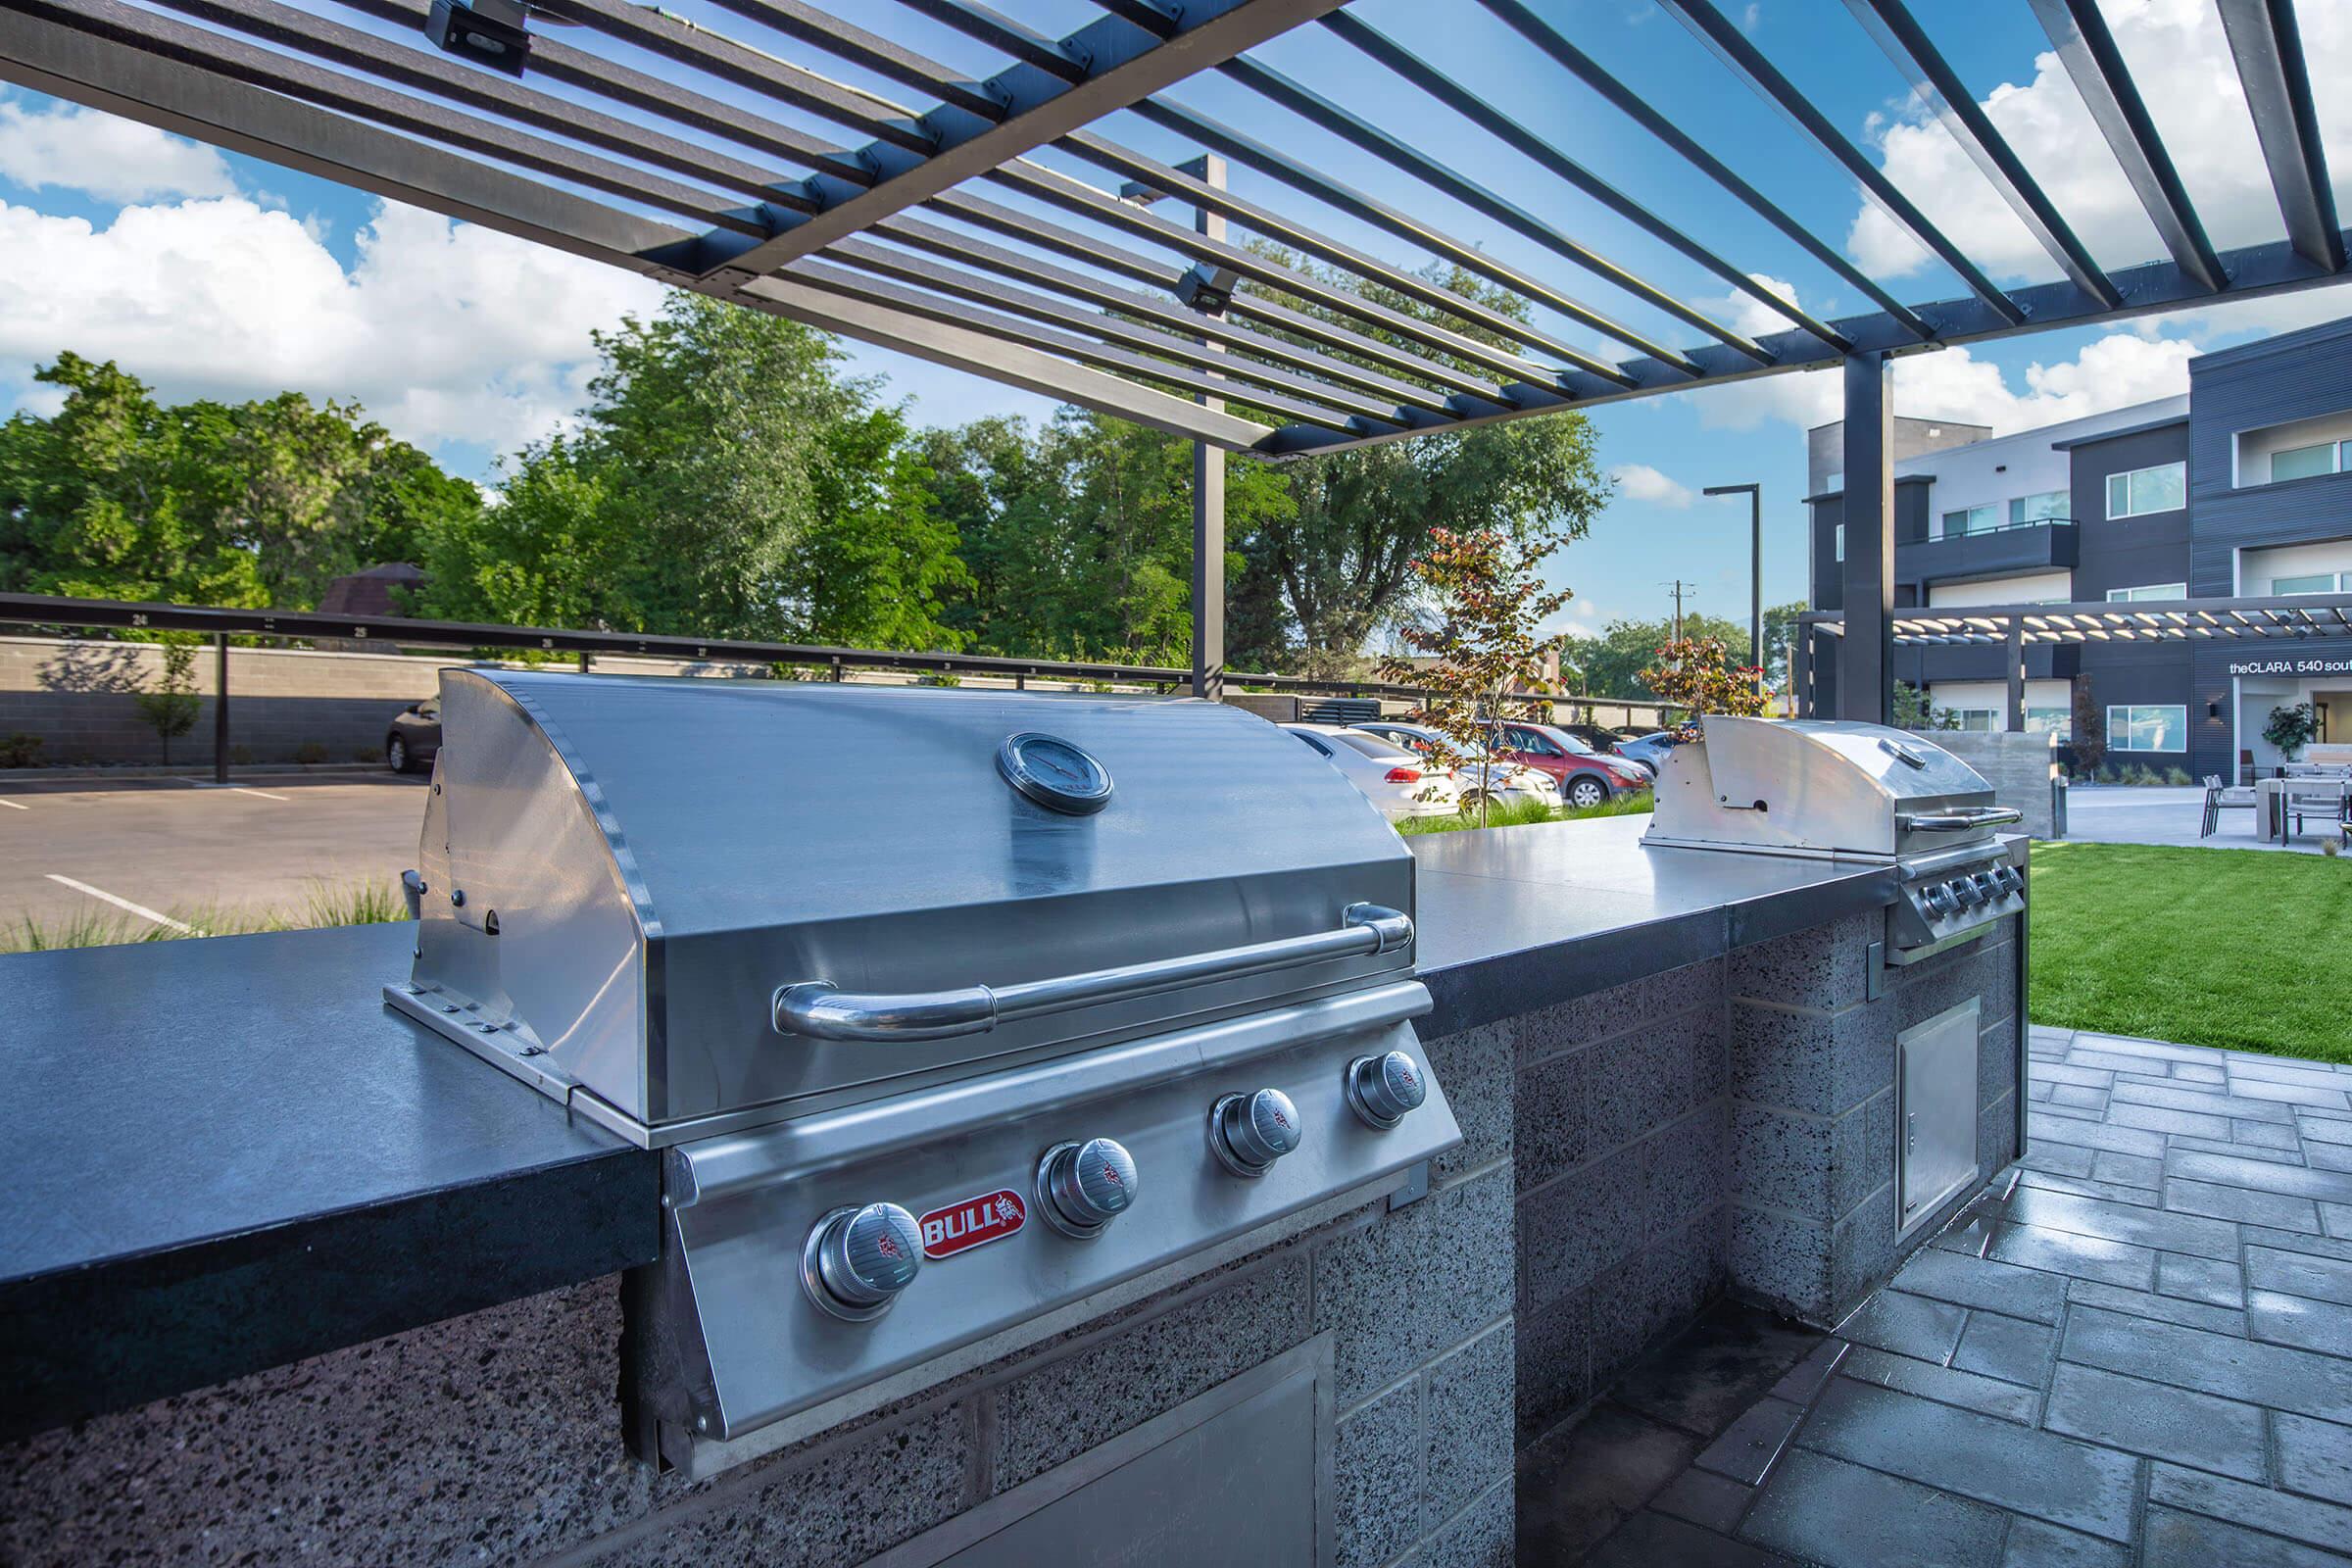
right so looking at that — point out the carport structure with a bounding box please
[5,0,2350,711]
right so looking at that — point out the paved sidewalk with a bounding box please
[1525,1025,2352,1566]
[2065,784,2332,854]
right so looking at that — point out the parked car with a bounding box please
[386,699,442,773]
[1347,720,1561,811]
[1553,720,1645,757]
[1490,720,1652,808]
[1282,723,1462,820]
[1610,730,1695,779]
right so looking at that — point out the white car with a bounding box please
[1282,723,1463,820]
[1347,721,1561,811]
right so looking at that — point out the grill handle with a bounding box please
[773,903,1413,1043]
[1897,807,2024,833]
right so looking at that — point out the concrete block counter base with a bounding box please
[0,814,2022,1566]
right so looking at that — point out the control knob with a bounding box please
[1037,1137,1139,1238]
[802,1202,922,1321]
[1346,1051,1428,1130]
[1920,883,1954,917]
[1210,1088,1301,1177]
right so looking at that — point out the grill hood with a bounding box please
[394,670,1416,1145]
[1643,715,2014,859]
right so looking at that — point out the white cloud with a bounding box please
[1844,0,2350,284]
[0,192,662,457]
[1688,327,2198,437]
[0,94,239,204]
[1609,463,1695,508]
[1739,3,1762,37]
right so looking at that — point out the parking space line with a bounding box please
[0,798,26,809]
[43,874,198,934]
[177,780,292,801]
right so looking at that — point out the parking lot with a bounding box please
[0,772,425,933]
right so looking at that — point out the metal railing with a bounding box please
[0,592,1666,780]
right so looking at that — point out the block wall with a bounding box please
[1726,911,2023,1325]
[1505,958,1732,1443]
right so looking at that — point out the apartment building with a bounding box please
[1805,315,2352,780]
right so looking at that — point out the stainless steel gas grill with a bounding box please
[1643,716,2024,964]
[385,669,1460,1475]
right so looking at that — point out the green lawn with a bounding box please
[2030,840,2352,1064]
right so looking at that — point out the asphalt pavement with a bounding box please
[0,772,429,934]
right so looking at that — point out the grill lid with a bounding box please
[397,669,1415,1144]
[1643,715,2014,859]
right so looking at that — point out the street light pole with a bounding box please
[1703,482,1763,697]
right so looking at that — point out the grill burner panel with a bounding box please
[1644,716,2023,964]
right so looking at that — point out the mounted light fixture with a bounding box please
[425,0,533,76]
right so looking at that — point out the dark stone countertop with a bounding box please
[1409,814,1896,1038]
[0,815,1892,1439]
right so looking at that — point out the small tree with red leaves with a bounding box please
[1639,636,1768,743]
[1377,524,1575,827]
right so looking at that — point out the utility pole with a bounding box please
[1665,579,1690,643]
[1121,155,1227,702]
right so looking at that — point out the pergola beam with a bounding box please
[1846,0,2119,308]
[2027,0,2224,293]
[738,272,1279,449]
[702,0,1354,279]
[2217,0,2346,272]
[1655,0,2027,326]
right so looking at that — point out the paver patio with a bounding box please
[1521,1023,2352,1566]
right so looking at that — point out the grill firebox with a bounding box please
[386,670,1462,1474]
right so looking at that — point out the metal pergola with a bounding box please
[4,0,2350,716]
[1799,592,2352,728]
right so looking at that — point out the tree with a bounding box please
[1567,613,1750,701]
[1225,253,1611,671]
[1893,680,1960,730]
[0,353,476,610]
[132,637,201,764]
[2070,678,2107,776]
[1639,636,1767,738]
[1377,523,1575,825]
[2265,702,2318,760]
[418,293,967,650]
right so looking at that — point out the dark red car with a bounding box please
[1490,720,1651,808]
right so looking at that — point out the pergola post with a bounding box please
[1838,353,1894,724]
[1191,155,1229,704]
[212,632,229,784]
[2005,617,2026,733]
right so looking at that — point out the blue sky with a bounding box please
[4,0,2350,647]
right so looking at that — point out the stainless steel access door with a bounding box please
[1897,998,1982,1234]
[872,1340,1334,1568]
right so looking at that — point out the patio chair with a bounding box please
[2284,780,2349,839]
[2200,774,2255,838]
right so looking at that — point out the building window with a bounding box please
[2274,571,2348,596]
[1941,505,1999,538]
[2270,442,2340,483]
[1824,470,1843,493]
[2010,491,2069,524]
[2106,705,2186,753]
[1833,523,1843,563]
[2106,583,2186,603]
[1946,708,1998,732]
[2105,462,2185,518]
[2024,706,2073,740]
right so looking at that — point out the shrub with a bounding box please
[294,740,329,764]
[132,640,201,764]
[230,745,255,765]
[2264,703,2318,760]
[0,733,43,768]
